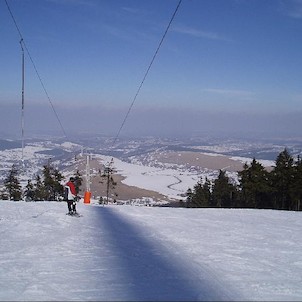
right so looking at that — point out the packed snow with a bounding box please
[0,200,301,301]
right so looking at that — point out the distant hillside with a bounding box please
[0,139,20,151]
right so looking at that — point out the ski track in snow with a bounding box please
[167,175,183,191]
[0,201,302,301]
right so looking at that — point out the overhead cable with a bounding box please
[4,0,67,138]
[112,0,183,146]
[20,39,25,167]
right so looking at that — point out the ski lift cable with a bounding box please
[111,0,183,147]
[20,39,25,167]
[4,0,67,138]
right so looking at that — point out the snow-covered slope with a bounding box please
[1,200,301,301]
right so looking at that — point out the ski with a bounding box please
[73,212,82,217]
[66,212,82,217]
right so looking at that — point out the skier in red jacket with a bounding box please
[65,177,77,215]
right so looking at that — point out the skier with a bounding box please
[65,177,78,215]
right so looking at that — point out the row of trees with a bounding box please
[0,162,82,201]
[185,149,302,211]
[2,148,301,210]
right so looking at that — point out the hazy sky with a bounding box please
[1,0,302,139]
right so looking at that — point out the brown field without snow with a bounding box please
[153,151,245,172]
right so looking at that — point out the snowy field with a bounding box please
[0,141,276,202]
[95,154,250,200]
[96,154,201,200]
[0,200,301,301]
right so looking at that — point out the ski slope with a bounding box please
[0,200,301,301]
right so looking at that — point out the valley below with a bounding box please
[1,135,301,205]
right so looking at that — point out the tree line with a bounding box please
[0,162,82,201]
[2,148,302,211]
[184,149,302,211]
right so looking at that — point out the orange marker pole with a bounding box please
[84,154,91,204]
[84,191,91,204]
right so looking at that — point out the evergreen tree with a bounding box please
[42,162,64,201]
[271,149,294,210]
[3,164,22,201]
[186,177,212,208]
[290,155,302,211]
[33,175,45,201]
[180,149,302,212]
[100,159,117,203]
[185,188,193,207]
[203,177,212,207]
[238,158,271,208]
[212,170,235,208]
[24,179,34,201]
[0,187,9,200]
[74,170,83,195]
[191,179,205,207]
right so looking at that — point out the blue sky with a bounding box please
[1,0,302,138]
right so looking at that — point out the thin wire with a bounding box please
[20,39,25,168]
[111,0,183,146]
[4,0,67,138]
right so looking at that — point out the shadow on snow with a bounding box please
[94,206,239,301]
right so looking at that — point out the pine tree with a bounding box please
[24,179,34,201]
[0,187,9,200]
[41,162,64,201]
[100,159,117,204]
[212,170,235,208]
[3,164,22,201]
[185,188,193,207]
[185,177,211,208]
[290,155,302,211]
[271,149,294,210]
[238,158,271,208]
[74,170,83,195]
[33,175,45,201]
[191,179,205,207]
[203,177,212,206]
